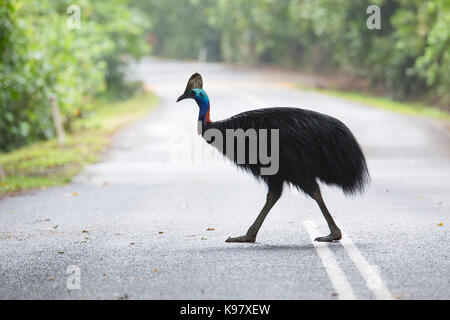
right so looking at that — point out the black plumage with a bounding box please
[205,107,369,196]
[177,73,370,243]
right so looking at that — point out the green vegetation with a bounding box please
[298,86,450,121]
[135,0,450,108]
[1,0,149,152]
[0,92,158,195]
[1,0,448,196]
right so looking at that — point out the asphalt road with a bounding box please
[1,58,449,300]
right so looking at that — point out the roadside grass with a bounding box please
[0,92,158,196]
[298,86,450,121]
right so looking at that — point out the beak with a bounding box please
[176,93,189,102]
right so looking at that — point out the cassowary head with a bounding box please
[176,73,210,125]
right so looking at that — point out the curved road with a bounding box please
[1,59,449,299]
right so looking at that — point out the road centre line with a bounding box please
[340,234,393,300]
[303,220,393,300]
[303,220,356,300]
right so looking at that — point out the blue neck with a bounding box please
[194,91,210,125]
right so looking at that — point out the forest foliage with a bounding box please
[0,0,149,152]
[1,0,449,153]
[136,0,449,106]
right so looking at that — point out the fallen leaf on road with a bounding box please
[130,242,135,245]
[52,225,58,229]
[49,277,54,281]
[72,192,79,196]
[394,294,404,299]
[331,293,338,297]
[82,230,89,233]
[206,228,215,231]
[437,222,443,226]
[58,251,64,254]
[103,182,108,186]
[158,231,164,234]
[154,268,158,272]
[201,237,207,240]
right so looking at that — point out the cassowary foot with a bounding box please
[314,232,342,242]
[225,234,256,243]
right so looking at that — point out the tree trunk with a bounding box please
[49,94,66,146]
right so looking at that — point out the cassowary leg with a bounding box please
[226,188,281,243]
[311,188,342,242]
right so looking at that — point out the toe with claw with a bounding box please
[225,234,256,243]
[314,233,342,242]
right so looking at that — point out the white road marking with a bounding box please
[340,236,393,300]
[302,220,356,300]
[303,220,393,300]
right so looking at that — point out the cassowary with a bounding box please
[176,73,369,242]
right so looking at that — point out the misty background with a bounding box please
[1,0,449,153]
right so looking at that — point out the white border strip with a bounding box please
[303,220,356,300]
